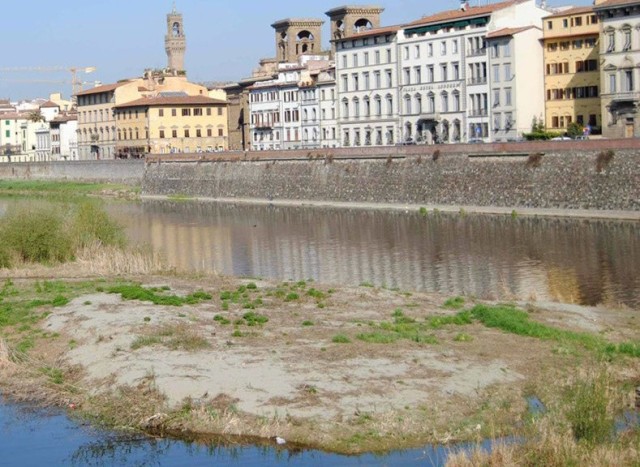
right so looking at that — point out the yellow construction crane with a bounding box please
[0,66,97,95]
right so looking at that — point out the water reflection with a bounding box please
[110,201,639,308]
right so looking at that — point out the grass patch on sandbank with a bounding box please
[0,180,138,197]
[108,284,212,307]
[130,323,210,352]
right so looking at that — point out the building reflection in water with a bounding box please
[110,201,638,308]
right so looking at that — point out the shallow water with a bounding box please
[0,400,498,466]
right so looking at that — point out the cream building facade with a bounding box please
[542,6,601,132]
[114,95,228,156]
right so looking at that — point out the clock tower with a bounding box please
[165,3,186,74]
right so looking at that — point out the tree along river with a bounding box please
[0,198,638,465]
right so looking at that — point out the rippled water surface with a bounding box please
[110,200,639,308]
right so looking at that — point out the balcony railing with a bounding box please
[469,109,488,117]
[467,77,487,85]
[467,48,487,57]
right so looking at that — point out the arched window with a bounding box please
[172,22,181,37]
[415,93,422,114]
[386,94,393,116]
[441,91,449,113]
[353,97,360,118]
[363,97,370,117]
[342,98,349,118]
[374,95,382,116]
[404,94,412,114]
[427,92,435,113]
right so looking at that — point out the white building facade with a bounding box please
[594,0,640,138]
[334,27,400,147]
[398,0,548,143]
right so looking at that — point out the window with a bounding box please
[404,68,411,85]
[386,48,392,63]
[404,94,412,114]
[504,63,511,81]
[505,88,512,106]
[441,41,447,55]
[403,46,409,60]
[414,66,422,84]
[441,64,447,81]
[493,65,500,83]
[428,43,433,57]
[624,69,634,92]
[609,74,617,93]
[562,19,568,28]
[503,42,511,57]
[375,50,380,64]
[364,72,370,90]
[171,109,177,117]
[441,92,449,112]
[159,109,164,117]
[5,130,9,138]
[385,69,393,87]
[374,96,382,116]
[452,62,459,80]
[493,89,500,106]
[452,39,458,54]
[218,128,224,137]
[342,55,348,68]
[193,108,203,116]
[341,74,348,91]
[623,28,632,51]
[207,129,212,137]
[494,113,501,130]
[491,43,500,58]
[414,45,420,59]
[606,30,615,52]
[172,129,178,138]
[353,73,359,91]
[374,71,381,88]
[573,16,582,27]
[196,129,202,137]
[386,95,393,116]
[547,20,553,30]
[353,53,358,67]
[184,129,190,138]
[427,65,434,83]
[182,108,191,116]
[364,52,369,65]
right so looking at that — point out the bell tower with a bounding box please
[165,3,186,74]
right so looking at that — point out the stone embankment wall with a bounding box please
[143,141,639,211]
[0,161,145,184]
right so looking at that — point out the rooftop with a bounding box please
[406,0,525,28]
[115,95,227,109]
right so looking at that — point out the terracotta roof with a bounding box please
[0,112,29,120]
[115,95,227,108]
[594,0,640,8]
[51,114,77,123]
[486,25,537,39]
[543,6,594,18]
[406,0,524,28]
[75,82,127,96]
[39,100,60,109]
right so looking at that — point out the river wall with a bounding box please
[0,161,145,184]
[143,141,640,211]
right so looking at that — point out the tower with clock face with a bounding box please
[165,4,186,74]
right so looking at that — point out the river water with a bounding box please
[111,200,640,308]
[0,400,495,466]
[1,198,638,465]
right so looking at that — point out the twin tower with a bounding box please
[272,5,384,63]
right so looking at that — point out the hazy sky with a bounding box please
[1,0,595,100]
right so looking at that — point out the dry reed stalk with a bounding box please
[0,338,15,370]
[75,243,169,275]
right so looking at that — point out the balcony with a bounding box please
[467,48,486,57]
[467,77,487,85]
[610,90,640,103]
[469,109,488,117]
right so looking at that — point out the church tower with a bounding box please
[165,3,186,74]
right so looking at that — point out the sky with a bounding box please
[1,0,595,101]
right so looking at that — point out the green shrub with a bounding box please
[564,372,614,445]
[332,334,351,344]
[71,201,125,248]
[0,204,73,263]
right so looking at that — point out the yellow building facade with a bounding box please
[543,6,601,132]
[114,95,228,156]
